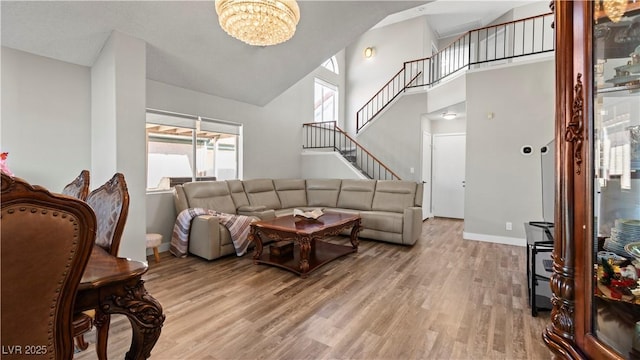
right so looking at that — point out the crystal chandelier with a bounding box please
[602,0,627,23]
[215,0,300,46]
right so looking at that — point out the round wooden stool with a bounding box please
[146,233,162,263]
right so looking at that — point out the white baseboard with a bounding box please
[463,232,526,247]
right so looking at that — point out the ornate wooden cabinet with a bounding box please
[544,1,640,359]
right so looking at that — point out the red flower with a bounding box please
[0,152,7,160]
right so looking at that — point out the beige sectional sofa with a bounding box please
[174,178,423,260]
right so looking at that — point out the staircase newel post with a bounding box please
[333,121,337,152]
[403,62,408,91]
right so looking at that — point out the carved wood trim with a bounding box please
[100,279,165,360]
[543,1,585,358]
[565,73,584,175]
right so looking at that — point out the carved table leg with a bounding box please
[93,310,110,360]
[100,279,165,360]
[299,235,311,275]
[350,219,362,249]
[251,226,262,263]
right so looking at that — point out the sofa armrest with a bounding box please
[402,207,423,245]
[189,215,222,260]
[237,208,276,220]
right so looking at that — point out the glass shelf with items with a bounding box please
[591,3,640,358]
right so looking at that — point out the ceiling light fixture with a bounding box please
[215,0,301,46]
[364,47,375,58]
[442,112,457,120]
[601,0,627,23]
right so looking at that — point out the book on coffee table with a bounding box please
[293,208,324,220]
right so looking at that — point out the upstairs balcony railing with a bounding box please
[357,12,554,132]
[303,121,401,180]
[355,69,423,135]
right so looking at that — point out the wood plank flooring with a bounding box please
[74,217,553,360]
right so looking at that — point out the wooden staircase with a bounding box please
[302,121,400,180]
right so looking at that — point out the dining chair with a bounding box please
[61,169,90,201]
[74,172,129,357]
[61,169,93,352]
[86,172,130,256]
[1,172,96,360]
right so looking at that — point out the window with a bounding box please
[321,56,339,74]
[314,79,338,122]
[146,110,241,191]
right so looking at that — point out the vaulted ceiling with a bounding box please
[2,1,543,107]
[1,1,427,106]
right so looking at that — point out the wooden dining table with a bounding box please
[75,246,165,360]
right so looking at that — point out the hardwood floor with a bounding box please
[74,217,553,360]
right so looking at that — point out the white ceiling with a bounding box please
[1,1,540,107]
[1,1,426,106]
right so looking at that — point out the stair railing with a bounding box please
[357,12,554,132]
[303,121,401,180]
[355,68,422,133]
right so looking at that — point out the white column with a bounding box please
[91,31,146,261]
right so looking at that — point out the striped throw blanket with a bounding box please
[170,208,254,258]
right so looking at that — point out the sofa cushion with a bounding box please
[242,179,281,210]
[274,179,307,209]
[371,180,417,213]
[306,179,341,208]
[226,180,250,209]
[337,179,376,211]
[359,228,403,244]
[182,181,236,214]
[360,211,404,233]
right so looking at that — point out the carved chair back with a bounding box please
[1,173,96,360]
[86,173,129,256]
[61,169,90,201]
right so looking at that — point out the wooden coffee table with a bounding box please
[249,213,361,277]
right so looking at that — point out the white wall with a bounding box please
[1,47,91,190]
[147,58,345,180]
[431,118,467,134]
[474,1,551,29]
[463,59,555,245]
[426,74,466,114]
[346,15,435,135]
[2,35,147,262]
[91,31,147,261]
[356,92,428,182]
[146,191,176,255]
[301,152,366,179]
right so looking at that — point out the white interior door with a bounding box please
[432,133,466,219]
[421,131,433,220]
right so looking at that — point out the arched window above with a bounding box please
[321,56,339,74]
